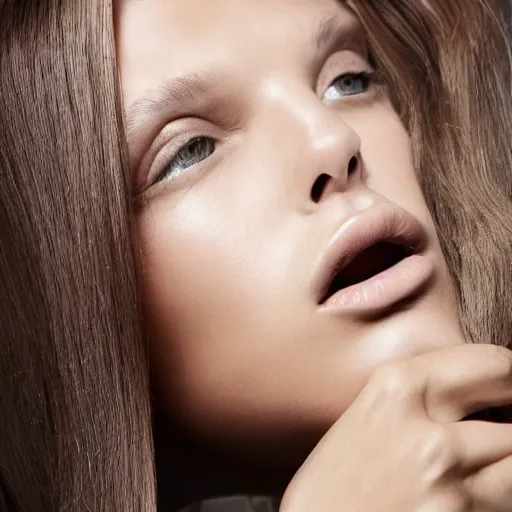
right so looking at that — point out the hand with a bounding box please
[281,344,512,512]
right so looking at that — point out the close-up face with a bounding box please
[116,0,465,461]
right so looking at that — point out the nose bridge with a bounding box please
[263,78,358,150]
[260,78,362,204]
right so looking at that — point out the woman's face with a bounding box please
[117,0,463,460]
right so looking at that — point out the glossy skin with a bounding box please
[116,0,463,462]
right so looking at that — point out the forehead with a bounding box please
[116,0,369,160]
[116,0,357,83]
[118,0,354,39]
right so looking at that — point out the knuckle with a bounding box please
[439,490,473,512]
[417,427,459,478]
[367,362,420,400]
[485,344,512,378]
[450,490,473,512]
[421,483,468,511]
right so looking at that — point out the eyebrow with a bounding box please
[125,14,362,139]
[125,73,217,140]
[314,13,361,54]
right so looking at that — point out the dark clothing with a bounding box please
[179,495,280,512]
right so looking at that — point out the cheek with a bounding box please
[134,189,350,444]
[136,194,252,339]
[135,188,294,406]
[136,197,254,416]
[354,104,441,242]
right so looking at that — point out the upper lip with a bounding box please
[312,203,429,304]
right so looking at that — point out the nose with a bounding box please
[300,102,362,206]
[264,86,363,209]
[307,119,362,204]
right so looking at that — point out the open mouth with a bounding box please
[321,242,414,304]
[313,203,431,311]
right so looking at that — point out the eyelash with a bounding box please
[156,136,216,186]
[153,70,378,186]
[324,70,379,101]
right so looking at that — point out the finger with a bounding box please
[451,421,512,473]
[466,454,512,511]
[410,344,512,422]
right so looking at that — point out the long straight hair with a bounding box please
[0,1,155,510]
[0,0,510,510]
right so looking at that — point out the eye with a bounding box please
[323,71,374,102]
[158,136,216,184]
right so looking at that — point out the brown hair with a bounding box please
[351,0,512,352]
[0,1,155,510]
[0,0,510,510]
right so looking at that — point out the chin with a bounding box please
[358,297,464,365]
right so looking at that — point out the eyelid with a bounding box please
[317,49,373,97]
[136,118,221,192]
[134,140,207,199]
[152,134,201,182]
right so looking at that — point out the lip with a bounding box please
[312,203,434,314]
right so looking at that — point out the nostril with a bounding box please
[311,173,331,203]
[348,156,358,175]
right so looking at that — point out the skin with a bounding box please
[116,0,464,463]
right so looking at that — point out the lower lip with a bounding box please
[320,254,435,314]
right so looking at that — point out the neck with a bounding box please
[154,417,294,511]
